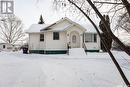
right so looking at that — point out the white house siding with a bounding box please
[27,17,101,54]
[0,44,3,50]
[45,31,67,50]
[0,43,14,51]
[67,26,84,35]
[97,35,101,50]
[84,33,100,50]
[29,33,45,50]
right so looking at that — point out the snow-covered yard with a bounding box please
[0,51,130,87]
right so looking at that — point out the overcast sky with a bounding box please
[14,0,61,29]
[10,0,129,42]
[14,0,100,30]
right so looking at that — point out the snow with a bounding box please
[49,24,72,31]
[26,24,50,33]
[69,48,87,57]
[81,24,102,33]
[0,51,130,87]
[26,18,100,33]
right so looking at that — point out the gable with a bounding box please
[27,17,97,33]
[47,19,72,31]
[41,18,86,32]
[65,25,86,33]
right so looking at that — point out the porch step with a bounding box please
[69,48,86,57]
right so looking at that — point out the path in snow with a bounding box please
[69,48,87,57]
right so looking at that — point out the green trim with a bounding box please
[29,50,44,54]
[45,50,67,54]
[85,50,99,52]
[29,50,67,54]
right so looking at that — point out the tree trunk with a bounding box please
[121,0,130,17]
[99,15,113,52]
[86,0,130,56]
[67,0,130,86]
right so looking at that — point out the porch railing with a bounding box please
[82,43,87,54]
[67,43,70,55]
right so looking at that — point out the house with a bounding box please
[26,17,101,54]
[0,43,14,51]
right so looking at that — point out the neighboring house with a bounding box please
[0,43,14,51]
[26,17,101,54]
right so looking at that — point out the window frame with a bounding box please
[85,33,97,43]
[3,45,5,49]
[53,32,60,40]
[94,34,97,42]
[85,33,92,42]
[40,34,44,42]
[72,35,76,43]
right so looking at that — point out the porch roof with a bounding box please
[81,24,101,33]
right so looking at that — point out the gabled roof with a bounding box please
[40,17,86,32]
[0,43,12,45]
[26,17,100,33]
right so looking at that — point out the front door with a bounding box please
[70,31,80,48]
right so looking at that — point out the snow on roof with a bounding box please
[80,24,101,33]
[50,24,72,31]
[67,18,101,33]
[40,17,86,32]
[26,24,50,33]
[0,43,11,45]
[26,18,101,33]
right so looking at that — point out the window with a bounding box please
[3,45,5,49]
[53,32,59,40]
[7,47,12,49]
[85,34,92,42]
[40,34,44,41]
[72,35,76,43]
[85,34,97,42]
[94,34,97,42]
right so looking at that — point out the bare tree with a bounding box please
[93,0,130,35]
[116,13,130,34]
[35,0,130,86]
[99,15,113,52]
[0,15,24,45]
[53,0,130,55]
[53,0,130,86]
[121,0,130,17]
[86,0,130,56]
